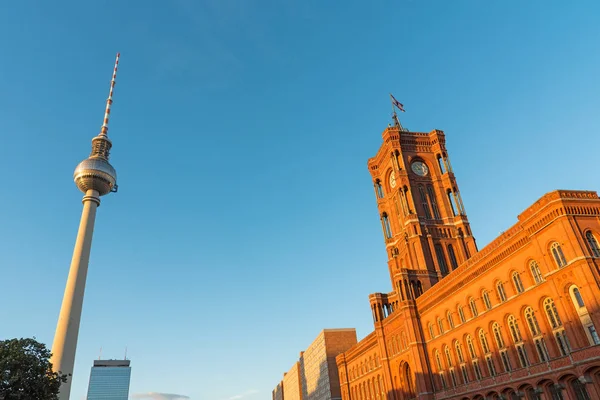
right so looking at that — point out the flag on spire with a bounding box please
[390,94,405,112]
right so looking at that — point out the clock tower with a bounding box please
[368,125,477,299]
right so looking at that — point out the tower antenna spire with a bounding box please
[100,53,120,137]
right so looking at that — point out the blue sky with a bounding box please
[1,1,599,399]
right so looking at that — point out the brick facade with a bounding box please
[276,330,358,400]
[335,125,600,400]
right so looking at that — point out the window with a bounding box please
[469,297,478,317]
[492,322,505,348]
[507,315,522,343]
[569,285,600,346]
[454,341,464,363]
[472,360,482,380]
[460,364,469,384]
[572,288,585,308]
[485,355,496,376]
[586,231,600,257]
[479,330,490,354]
[496,281,507,302]
[449,369,458,387]
[458,305,466,323]
[512,271,525,294]
[444,346,453,367]
[437,154,446,174]
[447,244,459,270]
[447,311,455,329]
[435,244,449,275]
[534,337,549,362]
[525,307,541,336]
[375,180,384,198]
[447,189,458,216]
[551,242,567,268]
[530,260,543,284]
[434,350,443,371]
[382,213,393,239]
[500,350,512,372]
[466,335,477,359]
[427,186,441,219]
[438,318,444,335]
[418,185,432,219]
[554,330,571,356]
[439,373,447,389]
[516,344,529,368]
[482,290,492,310]
[544,298,563,330]
[429,323,435,339]
[588,326,600,345]
[571,379,592,400]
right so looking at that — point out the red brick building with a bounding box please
[336,123,600,400]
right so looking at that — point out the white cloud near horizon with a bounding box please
[131,392,190,400]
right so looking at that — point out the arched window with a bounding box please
[496,281,507,302]
[457,305,466,323]
[530,260,543,284]
[544,298,570,356]
[454,341,465,363]
[375,180,384,198]
[572,287,585,308]
[444,346,453,367]
[543,298,562,329]
[447,311,455,329]
[478,329,490,354]
[524,306,549,361]
[438,318,444,335]
[435,244,449,275]
[418,185,432,219]
[434,350,443,371]
[429,323,435,339]
[512,271,525,294]
[381,213,393,239]
[569,285,600,345]
[551,242,567,268]
[507,315,522,343]
[586,231,600,257]
[447,189,458,216]
[524,307,541,336]
[492,322,505,348]
[469,297,478,317]
[466,335,477,358]
[482,290,492,310]
[447,244,459,270]
[437,154,446,174]
[427,186,441,219]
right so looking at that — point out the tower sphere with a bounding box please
[73,156,117,196]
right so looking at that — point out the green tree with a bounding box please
[0,338,68,400]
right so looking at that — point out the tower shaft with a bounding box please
[51,190,100,400]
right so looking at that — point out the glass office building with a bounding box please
[86,359,131,399]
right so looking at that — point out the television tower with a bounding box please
[51,53,120,400]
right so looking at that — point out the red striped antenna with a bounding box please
[99,53,120,137]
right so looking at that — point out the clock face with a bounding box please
[389,171,396,188]
[411,161,429,176]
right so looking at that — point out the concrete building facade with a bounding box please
[336,123,600,400]
[275,329,358,400]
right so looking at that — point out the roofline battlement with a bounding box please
[368,128,446,173]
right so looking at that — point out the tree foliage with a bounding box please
[0,338,68,400]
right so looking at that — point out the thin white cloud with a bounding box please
[228,389,259,400]
[131,393,190,400]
